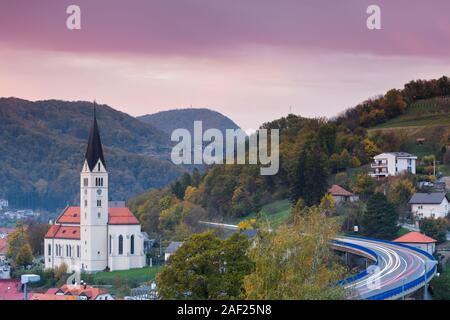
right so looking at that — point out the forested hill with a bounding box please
[137,108,241,136]
[0,98,184,211]
[128,76,450,241]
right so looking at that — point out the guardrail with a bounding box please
[332,240,379,286]
[334,235,438,300]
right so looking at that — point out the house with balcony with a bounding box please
[370,152,417,178]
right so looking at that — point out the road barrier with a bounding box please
[334,235,438,300]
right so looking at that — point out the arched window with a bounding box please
[118,235,123,255]
[48,244,51,256]
[130,235,135,255]
[109,235,112,254]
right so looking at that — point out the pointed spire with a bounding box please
[85,101,106,171]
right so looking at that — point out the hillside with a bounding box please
[137,108,241,136]
[370,97,450,130]
[0,98,184,211]
[368,97,450,158]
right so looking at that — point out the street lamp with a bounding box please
[21,274,40,300]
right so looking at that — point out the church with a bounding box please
[45,108,146,273]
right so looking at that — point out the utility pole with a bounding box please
[433,158,436,177]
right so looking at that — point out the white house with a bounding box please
[0,199,8,210]
[409,192,450,219]
[164,242,183,261]
[370,152,417,178]
[44,107,146,273]
[394,231,437,255]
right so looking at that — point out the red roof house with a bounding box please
[328,185,359,204]
[0,279,23,300]
[394,231,437,255]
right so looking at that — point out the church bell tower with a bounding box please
[80,103,109,272]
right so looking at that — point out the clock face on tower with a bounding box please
[97,189,102,195]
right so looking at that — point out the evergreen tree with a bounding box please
[361,193,399,240]
[191,168,201,187]
[291,142,329,206]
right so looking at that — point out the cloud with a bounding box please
[1,0,450,59]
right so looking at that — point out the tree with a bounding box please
[171,181,185,199]
[380,89,407,118]
[156,232,254,299]
[361,193,398,240]
[6,222,34,267]
[362,138,381,159]
[352,173,376,200]
[244,206,345,299]
[15,243,33,267]
[26,221,50,256]
[420,218,448,244]
[387,176,416,213]
[430,271,450,300]
[191,168,201,187]
[290,141,329,206]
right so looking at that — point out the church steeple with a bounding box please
[85,102,106,171]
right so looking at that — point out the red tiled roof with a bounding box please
[108,207,139,225]
[45,225,80,240]
[55,206,139,226]
[47,206,139,239]
[30,293,76,300]
[45,288,59,295]
[328,184,353,197]
[45,224,60,238]
[58,284,108,299]
[0,238,7,255]
[56,206,80,224]
[394,231,437,244]
[0,279,23,300]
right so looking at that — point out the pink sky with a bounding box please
[1,0,450,130]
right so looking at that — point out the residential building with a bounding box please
[31,283,114,300]
[409,192,450,219]
[393,232,437,255]
[328,185,359,204]
[370,152,417,178]
[0,199,8,210]
[44,108,146,273]
[164,242,184,261]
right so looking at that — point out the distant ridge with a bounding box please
[0,98,183,211]
[137,108,241,136]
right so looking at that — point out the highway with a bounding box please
[199,221,438,300]
[333,236,438,300]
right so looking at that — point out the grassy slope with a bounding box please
[368,97,450,159]
[371,97,450,130]
[234,199,292,229]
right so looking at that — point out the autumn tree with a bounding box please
[6,222,34,267]
[15,244,33,267]
[157,232,254,299]
[387,176,416,214]
[352,173,376,200]
[381,89,407,118]
[243,206,345,299]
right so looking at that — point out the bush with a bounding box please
[420,218,448,244]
